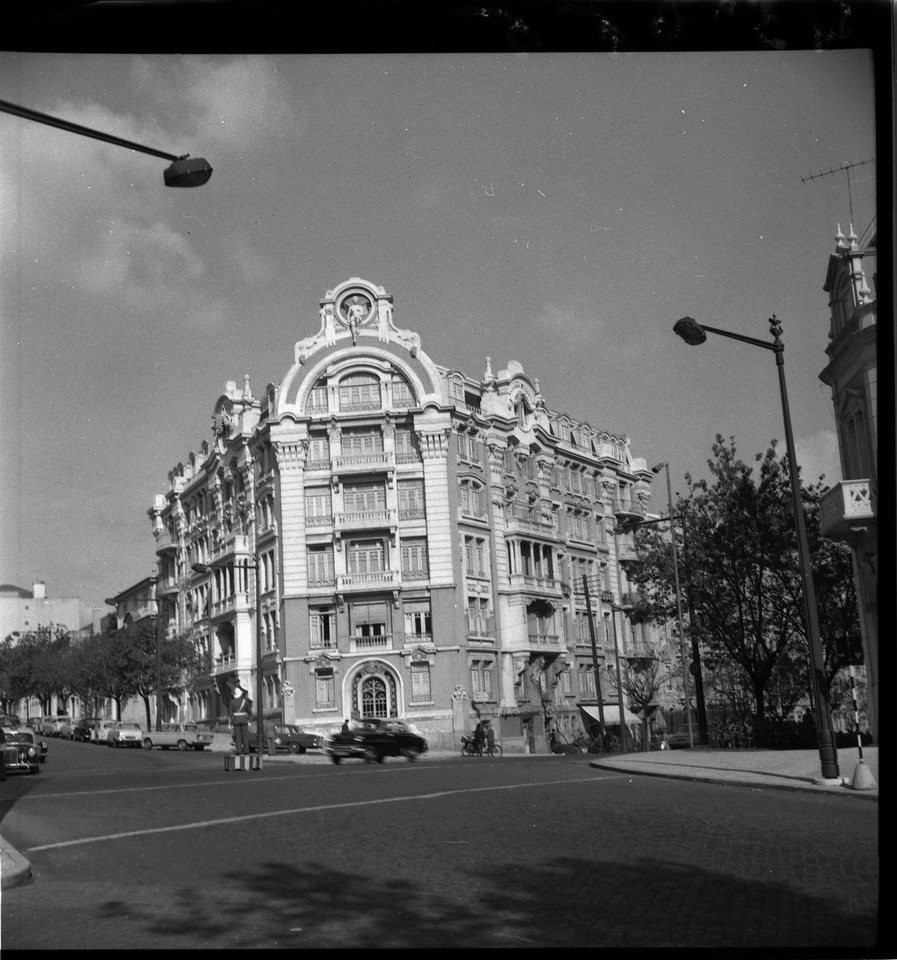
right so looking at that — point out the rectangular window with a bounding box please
[342,430,384,458]
[411,663,431,701]
[470,659,495,698]
[305,487,332,524]
[398,479,425,519]
[307,385,328,415]
[395,429,417,460]
[579,664,596,697]
[404,601,432,640]
[352,601,388,634]
[348,540,386,574]
[339,374,381,410]
[307,435,330,467]
[307,546,334,584]
[401,539,429,578]
[315,668,335,708]
[310,608,336,649]
[343,483,387,513]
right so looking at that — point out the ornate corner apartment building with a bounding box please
[818,221,878,739]
[148,278,655,752]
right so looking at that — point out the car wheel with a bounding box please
[364,745,381,764]
[331,755,342,764]
[403,747,420,762]
[177,740,189,751]
[194,745,205,751]
[288,742,303,755]
[143,738,154,750]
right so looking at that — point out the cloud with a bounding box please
[534,301,604,340]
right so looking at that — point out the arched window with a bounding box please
[361,676,389,718]
[391,374,415,409]
[306,378,329,416]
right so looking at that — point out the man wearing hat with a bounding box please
[227,681,253,755]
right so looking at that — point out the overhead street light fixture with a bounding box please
[674,314,840,782]
[0,98,213,187]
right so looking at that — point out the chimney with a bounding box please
[32,581,46,600]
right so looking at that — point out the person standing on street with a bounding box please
[228,682,253,755]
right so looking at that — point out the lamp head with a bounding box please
[104,598,117,607]
[651,462,667,474]
[191,562,210,574]
[673,316,707,345]
[163,156,213,188]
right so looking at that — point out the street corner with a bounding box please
[1,835,33,890]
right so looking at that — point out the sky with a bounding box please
[0,45,878,612]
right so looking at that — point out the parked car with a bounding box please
[325,718,428,764]
[58,718,78,740]
[2,730,43,775]
[92,720,118,744]
[248,722,323,755]
[108,722,143,747]
[142,722,213,752]
[72,718,101,742]
[38,716,61,737]
[660,732,692,750]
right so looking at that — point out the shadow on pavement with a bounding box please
[103,854,879,949]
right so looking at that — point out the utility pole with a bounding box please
[582,576,606,737]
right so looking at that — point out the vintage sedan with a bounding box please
[2,730,44,774]
[108,722,143,747]
[247,723,323,755]
[325,718,428,764]
[93,720,118,744]
[58,718,78,740]
[72,718,101,742]
[142,722,213,752]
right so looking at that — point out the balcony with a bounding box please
[211,591,251,617]
[819,479,877,541]
[404,633,433,647]
[155,576,179,596]
[154,530,178,555]
[334,508,397,533]
[467,617,495,643]
[619,592,637,610]
[212,652,237,676]
[349,633,393,654]
[505,511,558,538]
[337,570,399,591]
[613,499,646,523]
[616,542,642,565]
[508,573,563,596]
[210,533,249,565]
[306,402,330,418]
[332,451,395,475]
[306,514,333,529]
[309,636,338,651]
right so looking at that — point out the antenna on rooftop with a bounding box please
[801,157,875,227]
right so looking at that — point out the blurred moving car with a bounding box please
[325,718,428,764]
[142,722,213,752]
[2,730,44,774]
[108,722,143,747]
[247,722,323,755]
[72,717,101,742]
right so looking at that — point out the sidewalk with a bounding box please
[1,745,877,891]
[589,745,879,798]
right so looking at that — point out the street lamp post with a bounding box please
[603,606,628,752]
[192,558,264,765]
[582,576,606,738]
[0,98,212,187]
[674,315,840,781]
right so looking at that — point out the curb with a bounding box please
[1,836,32,890]
[587,759,879,800]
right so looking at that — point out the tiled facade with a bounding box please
[150,278,658,752]
[818,222,878,739]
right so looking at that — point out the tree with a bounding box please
[618,655,664,744]
[630,434,862,734]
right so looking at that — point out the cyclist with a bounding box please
[484,720,495,755]
[473,721,486,756]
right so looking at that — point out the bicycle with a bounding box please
[460,736,502,757]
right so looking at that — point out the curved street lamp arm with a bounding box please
[0,99,182,161]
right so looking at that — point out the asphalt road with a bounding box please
[0,738,880,949]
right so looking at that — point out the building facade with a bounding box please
[150,278,659,751]
[818,221,878,739]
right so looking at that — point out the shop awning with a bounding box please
[579,703,641,726]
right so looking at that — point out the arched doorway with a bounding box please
[349,661,399,719]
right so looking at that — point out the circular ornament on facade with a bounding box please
[337,291,374,332]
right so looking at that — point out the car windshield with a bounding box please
[8,732,34,743]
